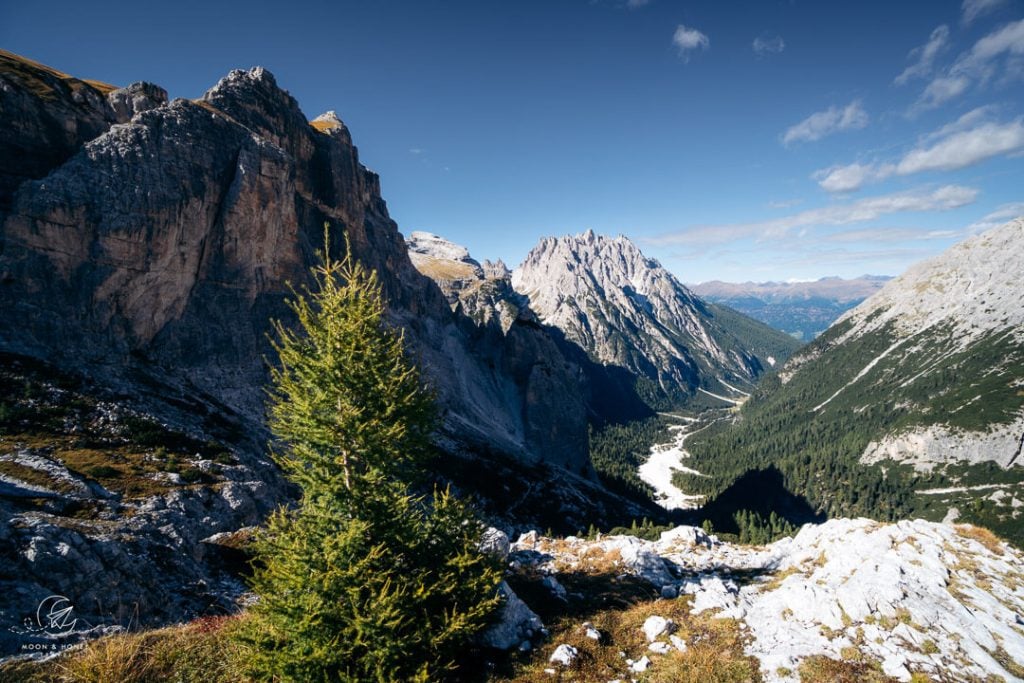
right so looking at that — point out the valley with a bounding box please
[1,36,1024,682]
[636,416,707,511]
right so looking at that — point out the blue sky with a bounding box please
[3,0,1022,282]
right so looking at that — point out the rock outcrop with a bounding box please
[513,518,1024,682]
[0,49,166,210]
[406,232,540,332]
[0,54,591,468]
[512,231,801,407]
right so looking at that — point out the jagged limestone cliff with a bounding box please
[512,230,801,407]
[0,53,657,652]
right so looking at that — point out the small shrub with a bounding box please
[84,464,121,479]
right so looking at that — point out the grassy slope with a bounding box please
[0,354,237,526]
[0,49,116,99]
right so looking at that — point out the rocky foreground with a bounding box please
[490,518,1024,682]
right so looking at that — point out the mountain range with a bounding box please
[691,275,892,341]
[2,48,1024,679]
[408,230,800,413]
[0,51,796,648]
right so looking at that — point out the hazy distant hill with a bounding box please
[691,276,892,340]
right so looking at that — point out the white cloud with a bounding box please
[895,25,950,85]
[775,246,936,269]
[672,24,709,61]
[960,17,1024,69]
[626,0,651,7]
[824,227,963,243]
[815,111,1024,192]
[923,105,997,141]
[814,162,885,194]
[897,118,1024,173]
[962,0,1008,25]
[753,34,785,57]
[646,185,978,247]
[967,201,1024,232]
[917,18,1024,108]
[781,101,869,146]
[919,75,971,107]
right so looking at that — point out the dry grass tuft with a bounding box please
[798,654,895,683]
[0,615,249,683]
[954,524,1006,556]
[410,256,479,282]
[0,49,116,101]
[309,119,341,132]
[989,645,1024,679]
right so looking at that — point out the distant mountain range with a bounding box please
[691,275,892,340]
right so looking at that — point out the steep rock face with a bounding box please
[0,57,588,469]
[0,54,611,648]
[512,231,801,406]
[405,233,588,471]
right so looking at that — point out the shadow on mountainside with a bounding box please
[427,445,674,536]
[691,465,826,535]
[537,324,657,425]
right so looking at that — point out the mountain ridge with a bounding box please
[685,218,1024,544]
[0,53,665,651]
[691,275,892,340]
[511,230,801,408]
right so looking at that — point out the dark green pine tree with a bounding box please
[239,226,503,682]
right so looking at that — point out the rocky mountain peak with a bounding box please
[521,231,665,285]
[407,231,479,265]
[309,110,353,144]
[405,231,485,284]
[404,233,539,332]
[199,66,314,154]
[482,258,510,280]
[836,218,1024,348]
[107,82,168,122]
[513,232,799,406]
